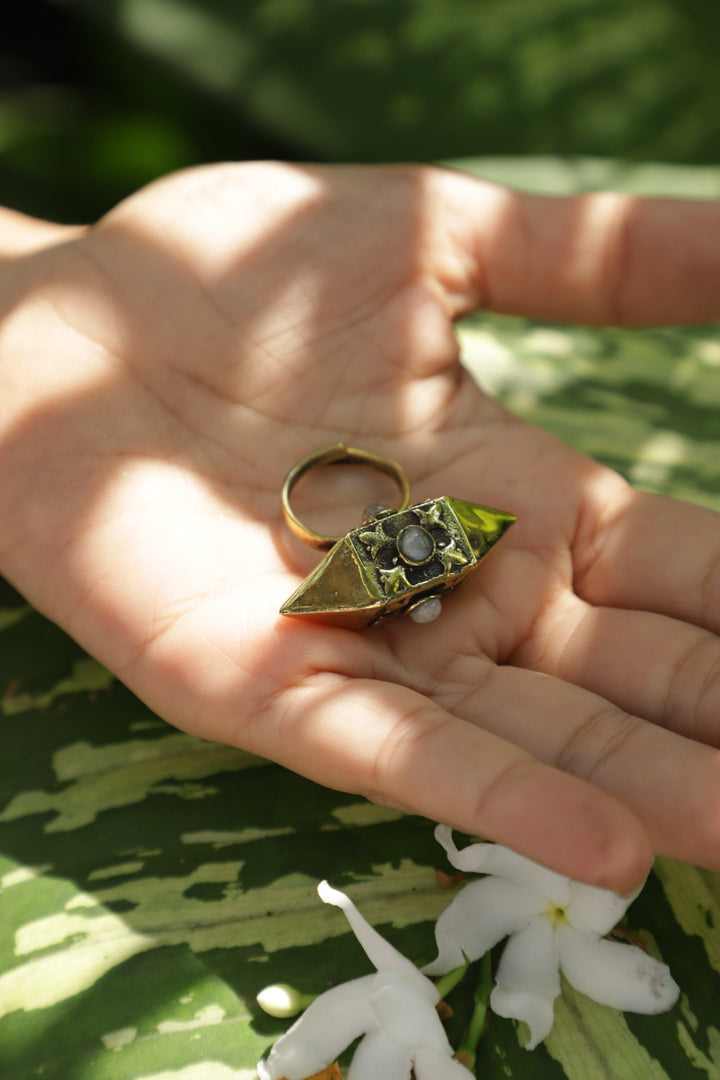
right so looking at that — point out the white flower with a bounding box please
[257,880,473,1080]
[423,826,679,1050]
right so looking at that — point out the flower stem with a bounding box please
[456,953,492,1067]
[434,957,469,1001]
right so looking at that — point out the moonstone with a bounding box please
[397,525,435,565]
[408,595,442,623]
[362,501,392,524]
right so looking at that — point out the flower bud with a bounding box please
[256,984,315,1018]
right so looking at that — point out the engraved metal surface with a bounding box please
[280,496,515,629]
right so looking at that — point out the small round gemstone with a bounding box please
[407,595,442,623]
[361,501,392,524]
[397,524,435,565]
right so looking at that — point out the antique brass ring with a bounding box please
[280,443,516,630]
[281,442,411,551]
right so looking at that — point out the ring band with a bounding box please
[281,442,411,550]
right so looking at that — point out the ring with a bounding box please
[281,442,411,550]
[280,443,516,630]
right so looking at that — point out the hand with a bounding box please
[0,163,718,891]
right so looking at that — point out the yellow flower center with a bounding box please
[544,902,569,928]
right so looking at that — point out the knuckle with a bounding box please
[700,546,720,635]
[555,703,642,781]
[363,701,449,800]
[601,191,636,326]
[466,754,545,826]
[663,636,720,741]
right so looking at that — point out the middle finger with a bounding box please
[433,658,720,871]
[512,596,720,747]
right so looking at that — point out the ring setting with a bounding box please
[280,443,515,629]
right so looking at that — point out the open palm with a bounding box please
[1,162,719,889]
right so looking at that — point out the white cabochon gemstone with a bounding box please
[397,525,435,565]
[408,596,442,623]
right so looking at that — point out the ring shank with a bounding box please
[281,442,411,550]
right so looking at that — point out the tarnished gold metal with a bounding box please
[281,442,411,551]
[280,444,516,629]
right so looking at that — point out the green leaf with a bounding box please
[57,0,720,164]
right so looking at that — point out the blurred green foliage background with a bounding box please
[1,0,719,222]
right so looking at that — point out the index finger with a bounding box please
[431,167,720,326]
[244,671,653,893]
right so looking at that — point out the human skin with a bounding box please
[0,162,718,891]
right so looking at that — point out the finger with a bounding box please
[244,673,652,893]
[441,661,720,873]
[513,598,720,746]
[431,167,720,325]
[574,485,720,636]
[0,208,84,258]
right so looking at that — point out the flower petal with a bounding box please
[257,975,377,1080]
[434,826,572,904]
[567,878,640,936]
[423,877,545,976]
[490,919,561,1050]
[414,1047,475,1079]
[318,881,433,993]
[347,1031,412,1080]
[557,925,680,1014]
[490,987,556,1052]
[370,969,453,1054]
